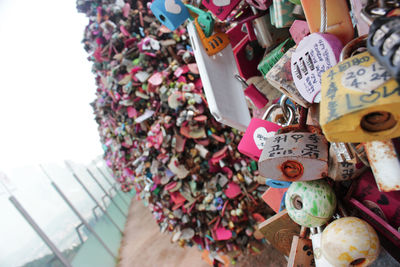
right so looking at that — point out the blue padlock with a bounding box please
[150,0,190,31]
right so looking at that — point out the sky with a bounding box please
[0,0,103,173]
[0,0,107,266]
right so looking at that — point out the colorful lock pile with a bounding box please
[77,0,400,265]
[76,0,277,261]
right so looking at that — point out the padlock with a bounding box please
[227,22,265,80]
[250,7,274,49]
[257,38,296,77]
[287,227,315,267]
[289,20,310,45]
[238,102,294,161]
[265,48,311,108]
[186,5,214,38]
[257,210,301,256]
[285,180,336,227]
[193,17,230,56]
[150,0,190,30]
[235,75,269,109]
[320,49,400,142]
[291,33,343,103]
[309,227,335,267]
[270,0,296,28]
[246,76,283,114]
[246,0,272,10]
[364,139,400,192]
[301,0,354,45]
[201,0,241,21]
[328,142,368,181]
[351,170,400,230]
[367,16,400,84]
[321,217,380,267]
[349,0,370,36]
[258,126,329,182]
[360,0,400,26]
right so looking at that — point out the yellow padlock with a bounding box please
[320,51,400,142]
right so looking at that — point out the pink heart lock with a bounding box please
[224,182,241,199]
[202,0,242,21]
[215,227,232,241]
[238,117,281,160]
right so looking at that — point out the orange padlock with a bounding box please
[194,17,229,56]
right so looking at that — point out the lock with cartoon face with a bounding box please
[321,217,380,267]
[285,179,336,227]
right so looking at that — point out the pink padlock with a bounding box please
[246,0,272,10]
[238,103,294,160]
[289,20,310,45]
[202,0,242,21]
[235,75,268,109]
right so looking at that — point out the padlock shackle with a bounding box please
[339,35,368,61]
[261,103,295,126]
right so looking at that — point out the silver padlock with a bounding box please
[328,142,368,181]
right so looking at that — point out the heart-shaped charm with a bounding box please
[165,0,181,14]
[253,127,275,150]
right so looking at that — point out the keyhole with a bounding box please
[350,258,366,266]
[292,194,303,210]
[281,160,304,180]
[360,111,396,132]
[159,14,166,22]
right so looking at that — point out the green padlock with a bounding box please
[285,180,336,227]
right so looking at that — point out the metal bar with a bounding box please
[92,206,101,221]
[8,195,73,267]
[64,162,124,234]
[75,222,85,244]
[87,168,127,218]
[95,166,130,207]
[40,165,117,259]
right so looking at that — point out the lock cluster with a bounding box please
[77,0,400,265]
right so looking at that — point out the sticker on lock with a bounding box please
[320,51,400,143]
[258,132,328,181]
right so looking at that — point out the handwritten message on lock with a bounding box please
[258,132,328,181]
[238,118,281,160]
[291,33,343,103]
[318,49,400,142]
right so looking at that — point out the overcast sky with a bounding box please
[0,0,105,266]
[0,0,103,173]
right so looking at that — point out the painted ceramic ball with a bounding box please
[285,179,336,227]
[321,217,379,267]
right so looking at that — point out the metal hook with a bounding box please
[279,95,290,122]
[234,74,249,88]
